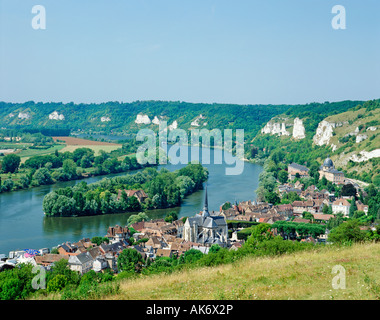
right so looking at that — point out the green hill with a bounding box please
[252,99,380,184]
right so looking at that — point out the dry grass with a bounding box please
[109,243,380,300]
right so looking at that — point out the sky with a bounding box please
[0,0,379,105]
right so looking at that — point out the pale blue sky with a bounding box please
[1,0,379,105]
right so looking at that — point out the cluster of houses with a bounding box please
[221,157,370,232]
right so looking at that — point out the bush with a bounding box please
[328,219,366,244]
[47,274,68,293]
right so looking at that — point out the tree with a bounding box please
[264,191,280,205]
[32,167,53,186]
[328,219,365,243]
[327,213,344,230]
[175,175,195,198]
[80,155,92,168]
[302,211,314,221]
[117,248,143,273]
[349,200,357,218]
[373,175,380,187]
[91,236,109,246]
[245,223,273,247]
[278,170,288,184]
[164,211,179,223]
[1,154,21,173]
[209,244,221,254]
[341,183,357,198]
[62,159,77,179]
[127,212,148,225]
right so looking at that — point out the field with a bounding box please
[53,136,122,155]
[110,242,380,300]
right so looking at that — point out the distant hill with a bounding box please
[0,101,291,142]
[0,99,365,143]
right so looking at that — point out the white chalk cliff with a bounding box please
[355,134,368,143]
[292,117,306,140]
[49,111,65,121]
[101,116,111,122]
[152,116,161,125]
[168,120,178,131]
[350,149,380,162]
[191,114,205,127]
[135,114,151,124]
[313,120,335,146]
[261,122,289,136]
[18,112,30,119]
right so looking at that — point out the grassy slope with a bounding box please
[326,107,380,166]
[110,243,380,300]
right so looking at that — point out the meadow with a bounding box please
[110,242,379,300]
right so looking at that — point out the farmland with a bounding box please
[53,136,122,155]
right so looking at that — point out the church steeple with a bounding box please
[202,185,210,217]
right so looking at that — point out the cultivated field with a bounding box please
[53,136,122,155]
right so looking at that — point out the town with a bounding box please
[0,156,374,277]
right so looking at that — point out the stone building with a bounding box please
[183,187,228,247]
[319,157,345,184]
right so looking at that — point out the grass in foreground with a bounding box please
[110,242,380,300]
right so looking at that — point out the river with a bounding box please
[0,145,262,255]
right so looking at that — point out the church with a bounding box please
[182,187,228,247]
[319,157,345,184]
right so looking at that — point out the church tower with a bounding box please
[201,185,210,217]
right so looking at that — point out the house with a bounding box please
[68,252,94,274]
[312,213,335,223]
[58,242,79,256]
[275,204,293,217]
[93,256,109,273]
[130,221,145,232]
[229,241,243,251]
[288,162,309,180]
[156,248,174,258]
[117,189,148,203]
[104,253,118,272]
[99,240,127,256]
[146,236,164,250]
[292,200,315,214]
[292,218,311,223]
[332,198,351,216]
[356,201,369,215]
[106,225,130,243]
[34,254,68,267]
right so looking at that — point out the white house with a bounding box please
[332,198,351,216]
[68,252,94,274]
